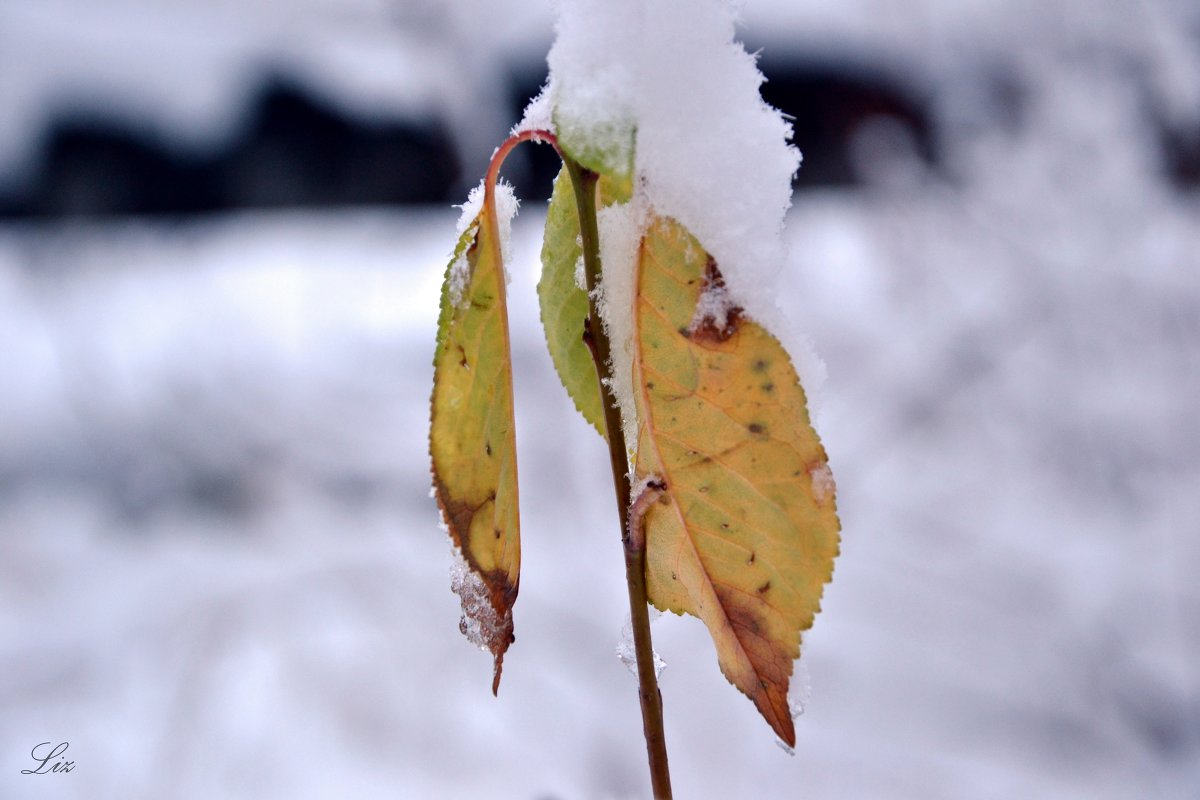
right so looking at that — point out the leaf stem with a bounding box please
[564,157,674,800]
[485,128,559,208]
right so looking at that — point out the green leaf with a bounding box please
[538,167,632,435]
[538,169,604,434]
[430,192,521,695]
[631,216,841,747]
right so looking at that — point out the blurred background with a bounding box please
[1,0,1197,798]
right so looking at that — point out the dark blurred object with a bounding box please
[0,80,461,218]
[1159,121,1200,190]
[219,83,460,208]
[24,122,220,217]
[3,55,946,219]
[506,63,563,199]
[756,56,939,186]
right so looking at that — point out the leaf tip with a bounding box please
[492,656,504,696]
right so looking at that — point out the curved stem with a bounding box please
[484,128,559,209]
[563,157,674,800]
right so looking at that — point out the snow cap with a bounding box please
[546,0,801,330]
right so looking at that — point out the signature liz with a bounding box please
[21,741,75,774]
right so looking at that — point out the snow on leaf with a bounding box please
[545,0,802,363]
[430,180,521,695]
[630,216,840,747]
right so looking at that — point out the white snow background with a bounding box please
[2,1,1199,798]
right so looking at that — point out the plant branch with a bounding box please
[564,156,674,800]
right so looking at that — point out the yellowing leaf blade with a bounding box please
[632,217,840,746]
[430,194,521,695]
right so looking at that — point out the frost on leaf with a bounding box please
[431,178,521,695]
[788,656,812,720]
[512,83,555,139]
[450,548,513,657]
[809,463,836,504]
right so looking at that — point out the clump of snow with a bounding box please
[595,197,647,451]
[448,180,521,306]
[511,83,555,139]
[631,1,800,320]
[493,182,521,276]
[686,272,738,337]
[616,607,665,679]
[774,655,813,755]
[572,254,586,291]
[448,547,504,653]
[446,247,473,309]
[789,655,812,719]
[809,463,836,504]
[454,183,486,237]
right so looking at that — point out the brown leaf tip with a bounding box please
[686,257,744,343]
[445,533,516,693]
[714,584,797,746]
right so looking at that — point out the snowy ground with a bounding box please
[3,1,1200,799]
[2,171,1197,800]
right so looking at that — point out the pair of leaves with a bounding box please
[539,172,839,747]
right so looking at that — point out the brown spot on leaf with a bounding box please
[758,581,772,594]
[686,257,744,343]
[748,422,766,435]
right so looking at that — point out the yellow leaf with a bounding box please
[430,190,521,695]
[632,216,840,746]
